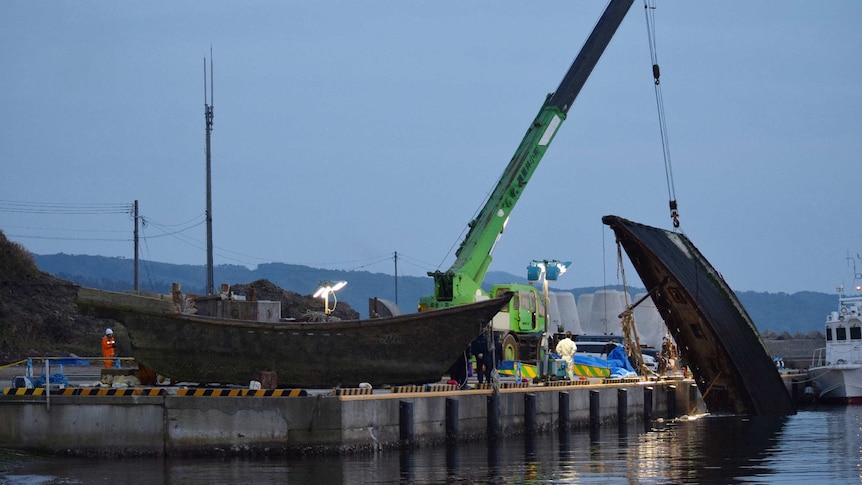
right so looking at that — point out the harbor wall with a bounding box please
[0,381,700,456]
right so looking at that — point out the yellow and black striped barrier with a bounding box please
[332,387,373,396]
[545,380,568,387]
[391,383,458,393]
[475,381,532,390]
[600,377,641,385]
[390,385,424,393]
[2,388,45,396]
[424,384,457,392]
[3,387,165,396]
[72,388,165,396]
[601,377,642,385]
[176,388,306,397]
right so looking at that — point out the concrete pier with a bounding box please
[0,379,702,456]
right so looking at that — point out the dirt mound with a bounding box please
[230,279,360,321]
[0,230,111,363]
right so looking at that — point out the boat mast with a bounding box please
[204,49,215,295]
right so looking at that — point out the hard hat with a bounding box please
[106,328,113,335]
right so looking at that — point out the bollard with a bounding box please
[589,390,600,429]
[617,388,628,424]
[487,395,500,439]
[666,385,677,418]
[559,391,570,430]
[644,386,654,421]
[399,400,414,443]
[446,397,459,441]
[524,393,537,433]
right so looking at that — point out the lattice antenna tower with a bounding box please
[204,47,215,295]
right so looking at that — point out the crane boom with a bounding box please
[422,0,634,310]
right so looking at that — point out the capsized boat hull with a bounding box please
[603,215,795,416]
[77,287,511,388]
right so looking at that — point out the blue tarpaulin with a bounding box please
[569,347,637,379]
[32,373,69,387]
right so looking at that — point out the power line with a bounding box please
[1,224,130,234]
[1,198,439,277]
[4,233,131,242]
[0,200,132,215]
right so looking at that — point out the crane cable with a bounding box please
[644,0,680,229]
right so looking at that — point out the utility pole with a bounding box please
[204,48,215,295]
[394,251,399,305]
[133,200,139,291]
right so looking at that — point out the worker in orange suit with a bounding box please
[101,328,116,368]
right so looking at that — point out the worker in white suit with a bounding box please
[555,331,577,380]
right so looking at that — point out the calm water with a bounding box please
[1,406,859,484]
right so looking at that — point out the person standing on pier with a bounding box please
[470,332,491,385]
[555,331,577,380]
[101,328,116,368]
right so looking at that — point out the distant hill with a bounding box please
[33,254,833,335]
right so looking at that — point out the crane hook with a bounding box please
[669,200,680,228]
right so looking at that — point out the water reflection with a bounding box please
[5,408,862,484]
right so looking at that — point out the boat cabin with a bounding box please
[822,295,862,365]
[193,283,282,323]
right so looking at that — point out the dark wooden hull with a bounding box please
[77,287,511,388]
[602,216,795,416]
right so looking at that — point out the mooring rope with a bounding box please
[617,240,649,376]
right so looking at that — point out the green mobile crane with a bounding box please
[418,0,635,363]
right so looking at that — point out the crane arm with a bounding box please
[422,0,634,309]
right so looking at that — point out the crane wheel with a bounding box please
[501,334,518,361]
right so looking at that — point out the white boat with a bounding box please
[809,286,862,404]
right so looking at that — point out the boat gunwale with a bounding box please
[77,287,514,332]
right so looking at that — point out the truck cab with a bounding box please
[490,284,546,361]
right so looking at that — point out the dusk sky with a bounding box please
[2,1,860,296]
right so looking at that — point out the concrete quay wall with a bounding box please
[0,380,700,456]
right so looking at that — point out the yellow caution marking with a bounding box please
[248,389,306,397]
[2,387,166,396]
[476,382,531,390]
[497,361,538,379]
[572,364,611,378]
[176,388,307,397]
[599,377,641,385]
[70,388,166,396]
[424,384,457,392]
[0,359,28,371]
[3,388,45,396]
[390,385,424,393]
[332,388,372,396]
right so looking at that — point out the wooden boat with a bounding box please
[602,215,796,416]
[76,287,511,388]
